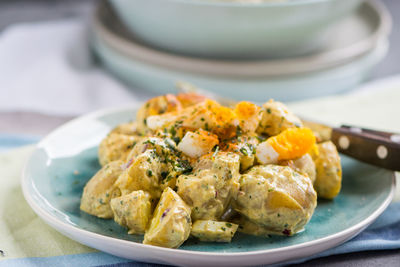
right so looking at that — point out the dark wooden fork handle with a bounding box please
[331,125,400,171]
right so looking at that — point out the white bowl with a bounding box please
[91,0,390,102]
[109,0,364,59]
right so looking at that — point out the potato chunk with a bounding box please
[280,154,316,184]
[233,216,272,237]
[143,188,191,248]
[116,137,193,198]
[116,150,163,198]
[221,135,259,171]
[313,141,342,199]
[98,133,141,166]
[234,165,317,235]
[110,122,139,135]
[110,190,152,234]
[191,220,238,242]
[80,161,123,218]
[257,99,302,136]
[177,152,240,221]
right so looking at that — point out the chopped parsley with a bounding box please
[143,139,155,145]
[161,171,168,180]
[169,126,177,136]
[236,125,242,137]
[173,136,180,144]
[239,147,248,156]
[165,139,177,152]
[212,145,219,159]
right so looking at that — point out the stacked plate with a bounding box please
[91,0,391,102]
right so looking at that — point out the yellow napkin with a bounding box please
[0,146,96,260]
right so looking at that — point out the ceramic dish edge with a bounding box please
[21,105,396,266]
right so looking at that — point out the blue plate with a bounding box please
[22,106,395,266]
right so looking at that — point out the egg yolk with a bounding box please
[267,128,316,160]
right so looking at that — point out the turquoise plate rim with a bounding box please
[21,105,396,259]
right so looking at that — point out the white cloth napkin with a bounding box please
[0,19,148,116]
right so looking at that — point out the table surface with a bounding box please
[1,0,399,266]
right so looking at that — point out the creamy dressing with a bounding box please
[80,92,341,248]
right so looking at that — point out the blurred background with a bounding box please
[0,0,399,266]
[0,0,399,136]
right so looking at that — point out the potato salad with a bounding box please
[80,91,342,248]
